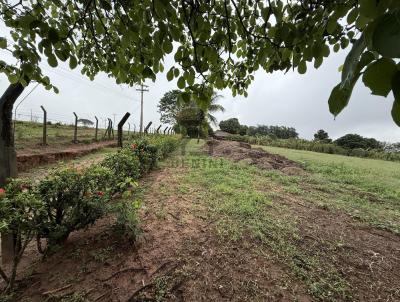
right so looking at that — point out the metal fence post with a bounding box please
[163,126,168,135]
[156,125,162,134]
[118,112,131,147]
[144,121,152,134]
[94,116,99,141]
[40,106,47,145]
[73,112,78,143]
[128,122,131,136]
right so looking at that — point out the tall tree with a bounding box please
[159,90,224,136]
[219,118,242,134]
[158,90,183,124]
[314,129,331,143]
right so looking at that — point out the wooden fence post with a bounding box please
[73,112,78,143]
[118,112,131,147]
[144,121,152,134]
[94,116,99,141]
[40,106,47,145]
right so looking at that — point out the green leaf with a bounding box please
[69,56,78,69]
[21,63,33,74]
[166,68,174,81]
[326,18,338,34]
[391,99,400,126]
[0,37,7,49]
[163,39,173,54]
[372,9,400,58]
[392,71,400,101]
[333,44,340,53]
[47,28,59,43]
[341,34,366,87]
[8,74,19,84]
[359,0,378,19]
[362,58,398,97]
[297,61,307,74]
[328,83,353,117]
[47,54,58,67]
[177,76,185,89]
[347,7,359,24]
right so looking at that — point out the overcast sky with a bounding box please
[1,27,399,142]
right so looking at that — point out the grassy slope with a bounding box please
[159,139,400,300]
[14,121,121,151]
[259,145,400,233]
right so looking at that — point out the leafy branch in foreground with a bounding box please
[0,0,399,119]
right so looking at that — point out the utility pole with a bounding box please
[136,82,149,133]
[112,113,116,129]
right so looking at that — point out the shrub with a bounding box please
[0,179,45,292]
[129,138,159,173]
[102,148,141,185]
[37,167,112,250]
[112,199,142,242]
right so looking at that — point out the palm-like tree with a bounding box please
[205,92,225,126]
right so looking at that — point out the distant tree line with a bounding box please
[219,118,298,139]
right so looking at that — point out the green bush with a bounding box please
[37,167,112,249]
[0,179,45,292]
[102,148,141,185]
[0,134,181,292]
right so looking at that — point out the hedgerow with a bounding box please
[0,135,180,292]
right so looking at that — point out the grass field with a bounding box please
[259,145,400,233]
[14,121,129,151]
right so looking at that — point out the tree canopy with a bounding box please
[158,89,224,137]
[1,1,400,123]
[334,134,382,150]
[314,129,331,143]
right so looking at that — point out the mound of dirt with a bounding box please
[205,139,304,174]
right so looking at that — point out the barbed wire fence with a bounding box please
[12,106,172,148]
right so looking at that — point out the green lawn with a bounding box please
[259,145,400,233]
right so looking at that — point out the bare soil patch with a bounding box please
[205,139,305,175]
[16,140,117,173]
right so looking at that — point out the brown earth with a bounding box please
[2,141,399,301]
[16,140,117,173]
[2,165,312,302]
[205,139,305,175]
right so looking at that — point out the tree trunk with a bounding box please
[0,83,25,265]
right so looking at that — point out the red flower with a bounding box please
[0,188,6,198]
[131,143,137,150]
[96,191,104,197]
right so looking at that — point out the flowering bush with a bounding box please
[37,167,112,249]
[0,179,45,291]
[0,134,180,291]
